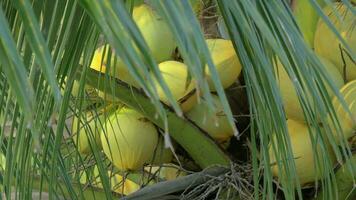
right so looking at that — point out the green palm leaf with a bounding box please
[0,0,354,199]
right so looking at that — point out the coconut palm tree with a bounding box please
[0,0,354,199]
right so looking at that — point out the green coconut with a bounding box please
[314,3,356,81]
[72,105,116,154]
[277,57,344,122]
[329,80,356,144]
[269,119,336,187]
[101,108,158,171]
[186,94,234,142]
[205,39,242,91]
[155,61,197,112]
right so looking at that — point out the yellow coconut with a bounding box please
[133,4,176,62]
[205,39,242,91]
[329,80,356,143]
[150,136,173,165]
[269,119,336,187]
[79,166,141,195]
[89,4,176,89]
[72,105,116,154]
[277,57,344,122]
[186,94,234,142]
[155,61,196,112]
[110,172,142,195]
[314,3,356,81]
[101,108,158,171]
[90,45,140,90]
[145,164,187,181]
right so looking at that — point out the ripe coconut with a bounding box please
[276,57,344,122]
[186,94,234,142]
[145,164,187,181]
[90,4,176,89]
[101,108,158,171]
[269,119,336,187]
[72,105,116,154]
[150,136,173,165]
[90,45,140,90]
[155,61,197,112]
[205,39,242,91]
[79,166,141,195]
[133,4,176,62]
[293,0,326,47]
[314,3,356,81]
[329,80,356,143]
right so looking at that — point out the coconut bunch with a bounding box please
[78,1,243,195]
[269,1,355,189]
[283,1,356,138]
[87,3,243,143]
[310,1,355,145]
[278,1,355,122]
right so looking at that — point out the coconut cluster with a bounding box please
[72,0,248,194]
[270,1,355,188]
[72,2,245,195]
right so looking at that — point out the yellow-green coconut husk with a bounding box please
[269,119,336,187]
[72,105,117,154]
[329,80,356,144]
[186,94,234,142]
[314,3,356,81]
[133,4,176,63]
[79,166,142,196]
[89,4,176,90]
[101,108,158,171]
[145,164,187,181]
[276,57,344,122]
[205,39,242,91]
[155,61,197,112]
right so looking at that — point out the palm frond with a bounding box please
[0,0,354,199]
